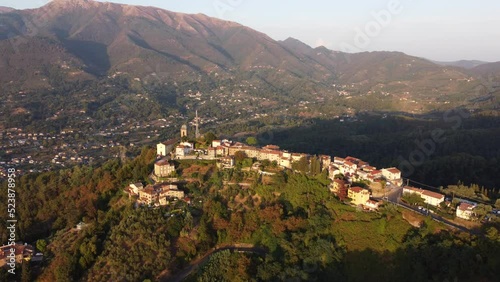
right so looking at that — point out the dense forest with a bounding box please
[1,147,500,281]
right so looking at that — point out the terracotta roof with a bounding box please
[385,167,401,174]
[142,186,156,194]
[0,244,34,259]
[358,161,369,167]
[263,145,280,150]
[344,161,356,167]
[458,202,475,211]
[404,186,444,200]
[350,186,366,193]
[156,159,172,166]
[363,166,376,172]
[345,156,360,162]
[422,190,444,200]
[161,139,178,146]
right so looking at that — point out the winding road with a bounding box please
[157,244,267,282]
[376,185,474,234]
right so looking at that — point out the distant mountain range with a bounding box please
[0,0,499,116]
[433,60,489,69]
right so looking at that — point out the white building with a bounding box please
[403,186,445,207]
[364,200,381,211]
[328,164,341,180]
[456,202,476,220]
[382,167,402,181]
[129,182,144,195]
[175,142,194,157]
[157,139,177,156]
[341,161,357,175]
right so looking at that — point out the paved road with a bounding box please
[396,201,473,233]
[157,245,267,282]
[386,184,403,203]
[376,185,474,234]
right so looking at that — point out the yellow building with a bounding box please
[348,186,370,206]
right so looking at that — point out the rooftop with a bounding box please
[350,186,367,193]
[161,139,178,146]
[156,159,172,165]
[385,167,401,174]
[458,202,476,211]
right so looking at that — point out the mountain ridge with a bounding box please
[0,0,498,117]
[433,60,489,69]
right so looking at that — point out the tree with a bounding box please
[234,151,247,163]
[334,173,345,180]
[495,199,500,209]
[292,157,309,174]
[310,156,321,175]
[242,158,253,168]
[36,239,48,253]
[246,137,258,146]
[475,204,492,220]
[204,132,217,145]
[402,192,425,206]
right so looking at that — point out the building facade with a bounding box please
[154,159,175,177]
[348,187,370,206]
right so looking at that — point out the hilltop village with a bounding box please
[124,120,498,224]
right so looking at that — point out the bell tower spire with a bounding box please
[195,110,200,138]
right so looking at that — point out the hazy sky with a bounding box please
[4,0,500,62]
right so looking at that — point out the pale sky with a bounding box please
[3,0,500,62]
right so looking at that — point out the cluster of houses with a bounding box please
[402,186,488,221]
[153,124,497,220]
[154,125,407,211]
[125,182,186,207]
[329,179,381,210]
[126,133,191,207]
[328,156,402,186]
[153,124,409,211]
[158,135,406,189]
